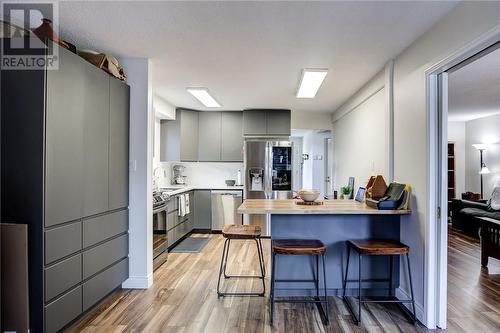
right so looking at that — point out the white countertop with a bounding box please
[158,184,244,196]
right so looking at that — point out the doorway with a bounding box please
[428,37,500,329]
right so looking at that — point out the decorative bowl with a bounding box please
[298,189,320,202]
[225,180,236,186]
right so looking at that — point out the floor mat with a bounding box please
[170,236,210,253]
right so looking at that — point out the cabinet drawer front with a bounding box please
[45,221,82,265]
[45,286,82,333]
[83,209,128,248]
[167,198,177,212]
[45,254,82,302]
[83,234,128,279]
[167,211,178,230]
[83,258,128,311]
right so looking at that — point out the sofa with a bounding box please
[451,199,500,238]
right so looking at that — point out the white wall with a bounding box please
[448,121,466,197]
[465,114,500,198]
[153,95,176,120]
[157,161,243,188]
[333,88,388,191]
[291,111,332,130]
[118,58,153,289]
[389,2,500,327]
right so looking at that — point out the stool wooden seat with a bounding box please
[223,224,261,239]
[270,239,329,326]
[217,224,265,297]
[272,239,326,255]
[347,240,409,255]
[343,239,416,326]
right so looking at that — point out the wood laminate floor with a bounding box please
[67,231,500,332]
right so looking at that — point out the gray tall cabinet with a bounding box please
[1,43,130,333]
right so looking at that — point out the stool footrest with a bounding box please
[218,292,265,297]
[344,278,391,283]
[274,279,317,283]
[273,298,328,304]
[224,274,264,279]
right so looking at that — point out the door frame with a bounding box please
[425,25,500,329]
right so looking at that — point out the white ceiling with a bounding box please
[58,1,457,113]
[449,46,500,122]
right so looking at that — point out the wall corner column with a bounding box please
[118,57,154,289]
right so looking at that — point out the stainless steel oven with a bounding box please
[153,192,169,269]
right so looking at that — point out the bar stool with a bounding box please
[342,240,416,325]
[270,239,329,325]
[216,224,266,297]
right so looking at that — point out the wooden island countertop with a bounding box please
[237,199,411,215]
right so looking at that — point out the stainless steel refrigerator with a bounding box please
[244,139,293,236]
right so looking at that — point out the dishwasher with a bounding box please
[211,190,243,231]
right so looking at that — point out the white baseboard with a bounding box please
[122,274,153,289]
[396,287,425,324]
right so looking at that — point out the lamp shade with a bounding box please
[473,143,489,150]
[480,166,491,174]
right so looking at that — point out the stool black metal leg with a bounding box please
[389,255,393,297]
[270,252,276,325]
[258,237,266,277]
[255,239,266,296]
[217,238,229,297]
[322,253,329,325]
[223,239,231,278]
[358,253,362,325]
[406,253,417,324]
[315,255,320,298]
[342,246,351,298]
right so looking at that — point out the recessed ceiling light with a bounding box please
[296,69,328,98]
[186,87,221,107]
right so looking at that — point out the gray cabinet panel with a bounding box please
[109,79,130,210]
[82,258,128,311]
[180,110,199,161]
[45,254,82,302]
[160,119,180,162]
[83,209,128,248]
[83,64,110,216]
[167,197,177,212]
[83,234,128,279]
[198,112,221,161]
[194,190,211,229]
[243,110,267,136]
[221,112,243,161]
[167,211,178,231]
[266,110,291,136]
[45,221,82,265]
[45,48,85,226]
[45,286,82,333]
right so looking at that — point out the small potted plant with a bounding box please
[341,186,352,200]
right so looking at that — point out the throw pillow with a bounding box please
[490,187,500,211]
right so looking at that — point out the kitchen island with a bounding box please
[238,199,411,297]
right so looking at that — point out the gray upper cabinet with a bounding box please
[161,109,199,162]
[45,48,85,226]
[266,109,291,136]
[83,63,110,217]
[198,112,222,161]
[180,110,199,161]
[243,109,291,137]
[162,110,244,162]
[243,110,267,136]
[221,112,243,161]
[109,79,130,210]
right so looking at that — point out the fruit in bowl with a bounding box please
[298,189,320,202]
